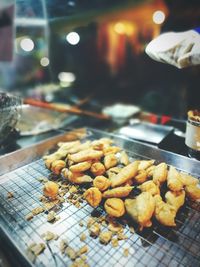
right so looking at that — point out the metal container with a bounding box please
[185,117,200,160]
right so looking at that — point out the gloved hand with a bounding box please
[145,29,200,68]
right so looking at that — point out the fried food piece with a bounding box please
[51,160,66,175]
[125,192,155,229]
[90,162,106,176]
[84,187,102,207]
[91,138,113,150]
[103,187,133,198]
[134,170,148,184]
[89,222,101,237]
[165,190,185,212]
[67,141,91,154]
[104,154,118,170]
[104,198,125,217]
[68,149,103,163]
[146,165,156,178]
[43,181,59,198]
[110,161,139,187]
[120,151,130,166]
[107,167,122,174]
[68,171,93,184]
[154,195,176,227]
[69,161,92,172]
[138,160,155,171]
[167,166,183,192]
[185,184,200,200]
[93,176,111,191]
[153,163,168,186]
[103,146,121,155]
[139,181,160,196]
[99,231,112,244]
[57,140,81,148]
[179,172,199,186]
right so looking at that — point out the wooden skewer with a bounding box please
[24,98,110,120]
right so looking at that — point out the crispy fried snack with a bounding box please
[93,176,111,191]
[90,162,106,176]
[110,161,139,187]
[185,184,200,200]
[104,154,118,170]
[57,140,81,149]
[107,167,122,174]
[67,141,91,154]
[84,187,102,207]
[51,160,66,175]
[134,170,148,184]
[125,192,155,229]
[146,165,156,178]
[120,151,130,166]
[154,195,176,227]
[91,138,113,150]
[103,187,133,198]
[99,231,113,244]
[167,166,183,192]
[103,146,121,155]
[139,180,160,196]
[138,160,155,171]
[104,198,125,217]
[153,163,168,186]
[43,181,59,199]
[179,173,199,186]
[69,161,92,172]
[165,190,185,212]
[68,149,103,163]
[68,171,93,184]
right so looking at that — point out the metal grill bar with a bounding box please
[0,129,200,267]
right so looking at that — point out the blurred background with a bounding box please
[0,0,200,118]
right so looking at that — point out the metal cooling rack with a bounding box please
[0,128,200,267]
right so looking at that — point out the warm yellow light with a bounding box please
[152,10,165,24]
[114,23,126,34]
[40,57,49,67]
[58,72,76,83]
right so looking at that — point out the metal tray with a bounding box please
[0,128,200,267]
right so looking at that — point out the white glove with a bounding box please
[145,30,200,68]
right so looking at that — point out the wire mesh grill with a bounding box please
[0,132,200,267]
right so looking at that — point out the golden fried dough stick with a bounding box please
[154,195,176,227]
[67,171,93,184]
[125,192,155,229]
[93,176,111,191]
[103,146,121,155]
[165,190,185,212]
[104,154,118,170]
[139,181,160,196]
[138,160,155,171]
[91,138,113,150]
[69,161,92,172]
[84,187,102,207]
[68,149,103,163]
[153,163,168,186]
[103,187,133,198]
[179,173,199,186]
[120,151,130,166]
[146,165,156,178]
[134,170,148,184]
[107,167,122,174]
[51,160,66,175]
[104,198,125,217]
[90,162,105,176]
[43,181,59,199]
[167,166,183,192]
[57,140,81,148]
[185,184,200,200]
[110,161,139,187]
[67,141,91,154]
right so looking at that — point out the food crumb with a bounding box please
[7,192,14,199]
[65,246,77,260]
[32,206,44,216]
[80,233,87,242]
[99,231,112,244]
[123,248,129,257]
[28,243,46,256]
[47,211,60,222]
[78,245,88,255]
[111,238,119,248]
[60,239,68,254]
[117,232,128,240]
[89,222,101,237]
[25,213,34,221]
[41,231,58,241]
[79,221,84,227]
[129,226,135,234]
[69,186,78,194]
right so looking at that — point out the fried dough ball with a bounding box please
[69,161,91,172]
[93,176,111,191]
[90,162,106,176]
[167,166,183,192]
[153,163,168,186]
[104,154,118,170]
[139,180,160,196]
[84,187,102,207]
[51,160,66,175]
[104,198,125,217]
[185,184,200,200]
[165,190,185,212]
[43,181,59,198]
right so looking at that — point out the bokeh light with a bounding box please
[66,32,80,45]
